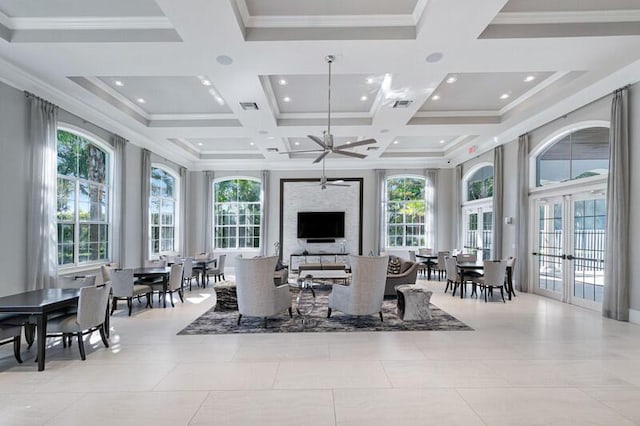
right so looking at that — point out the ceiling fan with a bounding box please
[282,55,377,163]
[315,158,350,190]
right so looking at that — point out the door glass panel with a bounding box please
[538,202,563,293]
[573,198,606,302]
[465,212,478,252]
[482,211,493,260]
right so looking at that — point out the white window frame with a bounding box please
[462,163,493,258]
[213,176,262,251]
[57,124,114,271]
[384,174,427,249]
[149,164,180,258]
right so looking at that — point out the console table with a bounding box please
[290,252,349,272]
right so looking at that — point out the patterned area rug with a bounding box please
[179,284,472,334]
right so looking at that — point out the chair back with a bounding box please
[506,256,516,268]
[195,252,210,260]
[408,250,417,262]
[77,282,111,330]
[144,259,166,268]
[57,275,97,289]
[437,251,450,269]
[182,257,193,278]
[457,253,477,263]
[235,256,279,316]
[345,255,388,313]
[101,265,111,283]
[111,269,134,297]
[482,260,507,286]
[217,254,227,272]
[168,263,184,291]
[445,256,460,281]
[418,248,433,256]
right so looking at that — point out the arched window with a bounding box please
[536,127,609,187]
[214,178,261,249]
[150,166,178,256]
[466,165,493,201]
[57,128,111,266]
[385,176,426,248]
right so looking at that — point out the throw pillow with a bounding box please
[387,256,402,274]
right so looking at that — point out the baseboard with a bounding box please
[629,308,640,325]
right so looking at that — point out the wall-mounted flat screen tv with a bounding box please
[297,211,345,239]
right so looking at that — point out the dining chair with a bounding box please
[408,250,427,277]
[46,282,112,360]
[165,263,185,307]
[444,256,461,295]
[0,317,23,363]
[206,254,226,284]
[475,260,508,302]
[110,269,153,316]
[57,275,96,289]
[182,257,198,291]
[436,251,450,280]
[457,253,477,263]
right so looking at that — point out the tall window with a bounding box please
[463,165,493,260]
[214,178,261,249]
[536,127,609,187]
[385,176,426,248]
[57,129,111,266]
[150,167,177,256]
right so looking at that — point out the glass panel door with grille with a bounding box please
[463,205,492,260]
[535,199,565,299]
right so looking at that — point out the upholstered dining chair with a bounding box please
[475,260,508,303]
[57,275,96,289]
[235,256,292,328]
[110,269,153,316]
[444,255,461,295]
[165,263,185,307]
[182,257,198,291]
[0,318,23,363]
[46,282,112,361]
[408,250,427,277]
[436,251,450,280]
[206,254,227,284]
[327,254,388,321]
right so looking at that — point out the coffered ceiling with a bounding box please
[0,0,639,171]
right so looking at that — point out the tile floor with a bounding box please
[2,277,640,425]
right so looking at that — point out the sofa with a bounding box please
[384,259,420,296]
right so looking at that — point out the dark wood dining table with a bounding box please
[415,254,438,280]
[192,258,217,287]
[133,267,171,308]
[0,288,80,371]
[456,261,515,300]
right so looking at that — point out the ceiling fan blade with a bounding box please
[278,149,324,154]
[312,151,330,163]
[333,150,367,159]
[333,138,377,150]
[307,135,327,149]
[325,182,351,187]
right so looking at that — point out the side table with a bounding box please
[396,285,433,320]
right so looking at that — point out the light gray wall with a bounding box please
[123,143,143,268]
[628,84,640,311]
[502,139,518,258]
[0,82,29,296]
[187,170,206,257]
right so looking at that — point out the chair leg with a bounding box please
[13,335,22,363]
[24,323,35,349]
[170,291,175,308]
[110,297,117,315]
[146,293,152,308]
[77,333,86,361]
[327,307,332,318]
[99,324,109,347]
[127,298,133,316]
[288,306,293,318]
[485,286,488,302]
[237,314,242,325]
[178,289,184,303]
[379,312,384,322]
[62,333,67,348]
[500,287,506,303]
[263,317,268,329]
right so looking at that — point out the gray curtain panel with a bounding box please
[112,135,127,267]
[455,165,463,250]
[25,93,59,291]
[424,169,437,250]
[204,171,214,252]
[373,169,385,255]
[516,134,529,292]
[179,166,187,256]
[492,145,504,259]
[141,149,151,263]
[603,88,630,321]
[260,170,270,257]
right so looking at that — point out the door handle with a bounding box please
[566,254,575,261]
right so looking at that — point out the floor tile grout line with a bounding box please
[454,387,489,426]
[186,390,211,426]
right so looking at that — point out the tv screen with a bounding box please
[297,211,345,239]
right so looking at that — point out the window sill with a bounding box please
[58,262,109,276]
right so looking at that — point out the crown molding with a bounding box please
[8,16,173,30]
[245,14,415,28]
[414,110,499,118]
[493,10,640,25]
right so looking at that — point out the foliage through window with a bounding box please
[466,165,493,201]
[214,178,261,249]
[385,176,426,248]
[536,127,609,187]
[150,167,177,255]
[57,129,110,266]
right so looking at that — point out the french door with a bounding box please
[463,204,492,260]
[533,193,606,310]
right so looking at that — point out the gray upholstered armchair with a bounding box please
[328,255,388,321]
[384,259,420,296]
[235,256,292,327]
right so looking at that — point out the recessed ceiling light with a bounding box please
[294,141,300,146]
[366,77,374,84]
[197,142,203,146]
[524,75,536,82]
[136,97,146,104]
[346,141,352,145]
[500,93,510,100]
[249,142,255,146]
[283,96,291,103]
[393,140,399,144]
[216,55,233,65]
[360,95,368,101]
[439,139,445,144]
[493,137,499,143]
[426,52,443,63]
[278,79,287,86]
[201,79,212,86]
[446,76,457,84]
[431,94,440,101]
[114,80,124,87]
